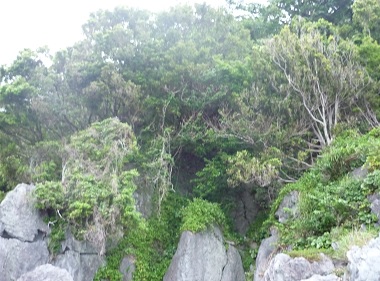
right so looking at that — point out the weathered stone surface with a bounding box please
[231,187,259,235]
[17,264,73,281]
[254,230,278,281]
[163,226,245,281]
[301,274,339,281]
[0,237,49,281]
[119,255,136,281]
[0,183,49,242]
[221,245,246,281]
[275,191,299,224]
[59,230,99,254]
[368,193,380,225]
[53,231,104,281]
[262,253,335,281]
[347,234,380,281]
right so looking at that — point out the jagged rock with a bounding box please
[0,183,49,242]
[301,274,339,281]
[262,253,335,281]
[275,191,299,224]
[119,255,136,281]
[368,193,380,225]
[347,234,380,281]
[231,187,259,235]
[254,229,278,281]
[16,264,73,281]
[53,230,104,281]
[0,237,49,281]
[163,226,245,281]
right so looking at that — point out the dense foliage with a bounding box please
[1,1,379,279]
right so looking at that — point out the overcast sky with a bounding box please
[0,0,266,66]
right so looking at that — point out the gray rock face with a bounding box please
[368,193,380,225]
[262,253,335,281]
[275,191,299,224]
[254,230,278,281]
[0,184,50,281]
[301,274,339,281]
[0,183,49,242]
[16,264,73,281]
[231,187,259,235]
[0,237,49,281]
[347,234,380,281]
[53,230,104,281]
[163,227,245,281]
[119,255,136,281]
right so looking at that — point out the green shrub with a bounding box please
[362,170,380,193]
[271,129,380,250]
[181,198,226,232]
[34,118,140,255]
[95,192,188,281]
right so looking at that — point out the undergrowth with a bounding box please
[265,128,380,255]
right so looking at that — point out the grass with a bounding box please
[330,227,379,260]
[287,227,379,262]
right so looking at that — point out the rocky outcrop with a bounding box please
[0,184,50,281]
[0,183,105,281]
[231,187,259,235]
[52,230,104,281]
[368,193,380,225]
[254,229,278,281]
[262,253,336,281]
[347,234,380,281]
[275,191,299,224]
[0,183,49,242]
[0,237,49,281]
[16,264,73,281]
[164,226,245,281]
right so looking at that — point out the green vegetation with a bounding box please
[1,0,380,279]
[267,128,380,257]
[181,198,227,233]
[34,118,141,255]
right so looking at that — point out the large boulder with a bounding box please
[347,234,380,281]
[0,183,49,242]
[163,226,245,281]
[0,237,49,281]
[17,264,73,281]
[275,191,299,224]
[254,229,278,281]
[52,230,104,281]
[0,184,50,281]
[262,253,336,281]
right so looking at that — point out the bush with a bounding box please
[34,118,140,255]
[181,198,226,232]
[272,129,380,250]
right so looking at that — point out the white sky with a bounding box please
[0,0,266,66]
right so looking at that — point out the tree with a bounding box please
[267,20,371,148]
[271,0,353,25]
[353,0,380,41]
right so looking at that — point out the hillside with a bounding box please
[0,1,380,280]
